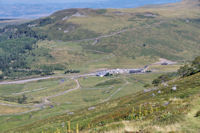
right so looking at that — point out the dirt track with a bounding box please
[0,79,80,115]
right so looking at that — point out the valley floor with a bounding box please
[0,60,181,132]
[0,0,199,132]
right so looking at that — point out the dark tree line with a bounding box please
[0,38,36,70]
[0,21,50,79]
[0,24,47,40]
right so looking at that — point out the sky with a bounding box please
[0,0,108,4]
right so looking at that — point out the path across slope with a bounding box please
[46,79,80,100]
[0,79,81,115]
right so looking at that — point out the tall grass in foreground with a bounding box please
[42,104,162,133]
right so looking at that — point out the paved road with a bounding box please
[0,73,96,85]
[0,66,147,85]
[0,76,55,85]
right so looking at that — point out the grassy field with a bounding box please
[0,0,199,132]
[3,71,199,133]
[0,105,30,115]
[0,78,77,104]
[0,71,168,132]
[35,40,158,74]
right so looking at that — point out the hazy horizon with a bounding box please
[0,0,181,4]
[1,0,107,4]
[0,0,181,18]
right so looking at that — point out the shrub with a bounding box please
[18,95,27,104]
[144,84,151,88]
[177,56,200,77]
[64,70,80,74]
[195,110,200,117]
[152,74,172,86]
[177,65,196,77]
[0,74,3,80]
[192,56,200,70]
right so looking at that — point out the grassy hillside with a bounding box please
[0,0,199,132]
[25,0,200,74]
[0,56,199,132]
[0,73,160,132]
[4,72,200,133]
[0,0,200,79]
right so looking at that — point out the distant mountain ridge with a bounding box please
[0,0,181,18]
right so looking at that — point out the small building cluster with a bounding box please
[96,66,149,77]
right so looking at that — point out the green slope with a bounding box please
[6,72,200,133]
[25,0,200,73]
[0,0,199,132]
[0,0,200,79]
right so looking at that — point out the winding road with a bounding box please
[45,79,80,101]
[0,79,81,115]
